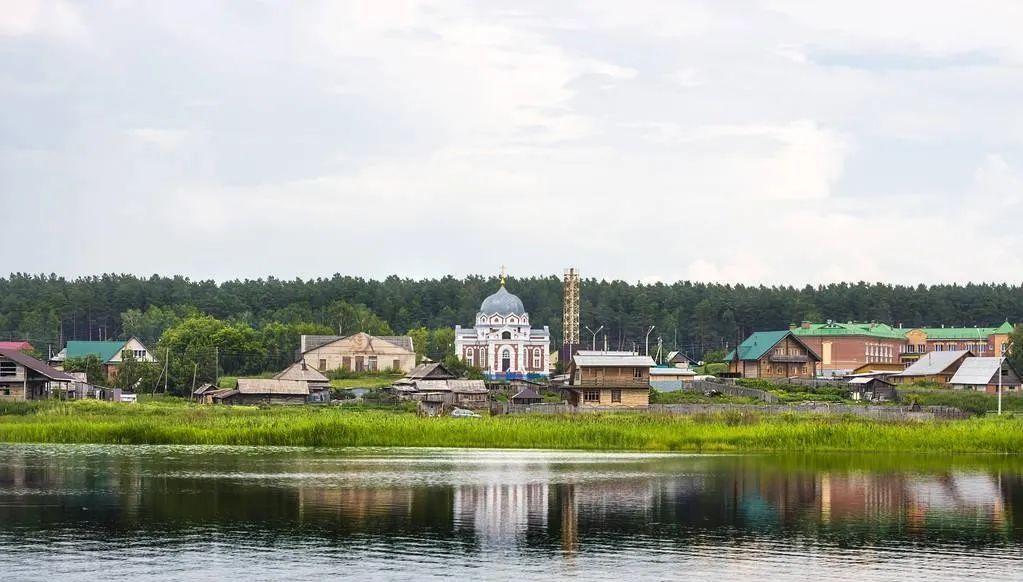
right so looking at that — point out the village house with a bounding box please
[300,332,416,374]
[948,357,1021,393]
[50,337,157,380]
[665,351,694,369]
[891,350,974,385]
[846,376,898,402]
[790,321,907,376]
[564,351,654,407]
[274,361,331,392]
[0,347,74,400]
[215,378,331,405]
[724,331,821,379]
[510,386,543,405]
[409,379,490,408]
[0,341,34,353]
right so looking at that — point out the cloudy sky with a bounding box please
[3,1,1022,284]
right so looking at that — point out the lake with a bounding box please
[0,445,1020,581]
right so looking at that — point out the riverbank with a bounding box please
[0,399,1021,452]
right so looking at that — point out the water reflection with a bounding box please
[0,446,1020,581]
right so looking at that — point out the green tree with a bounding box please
[111,352,162,392]
[1008,324,1023,374]
[63,355,105,385]
[407,326,430,363]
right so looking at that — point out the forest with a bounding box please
[3,272,1023,358]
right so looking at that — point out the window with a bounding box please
[355,356,365,372]
[611,389,622,403]
[0,388,8,396]
[633,367,642,380]
[342,357,352,370]
[318,359,327,371]
[532,349,541,369]
[501,350,511,372]
[0,361,16,377]
[393,359,401,371]
[465,350,474,366]
[134,349,146,359]
[501,331,511,340]
[584,390,600,403]
[368,356,378,371]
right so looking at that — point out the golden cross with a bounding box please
[500,265,506,286]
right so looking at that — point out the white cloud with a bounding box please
[0,0,84,39]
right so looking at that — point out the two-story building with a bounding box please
[564,351,654,407]
[790,321,907,376]
[901,322,1014,364]
[724,331,821,379]
[0,347,74,400]
[50,337,157,380]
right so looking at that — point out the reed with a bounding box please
[0,400,1020,453]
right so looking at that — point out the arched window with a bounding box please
[532,348,541,369]
[501,349,511,372]
[501,331,511,340]
[465,349,474,366]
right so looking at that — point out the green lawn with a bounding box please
[0,398,1020,453]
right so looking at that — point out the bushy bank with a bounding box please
[0,399,1020,453]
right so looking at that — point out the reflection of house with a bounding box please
[948,357,1021,393]
[724,331,820,379]
[300,332,415,374]
[564,351,654,407]
[892,350,973,385]
[453,483,550,545]
[50,337,156,380]
[0,347,73,400]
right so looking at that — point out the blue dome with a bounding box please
[479,285,525,316]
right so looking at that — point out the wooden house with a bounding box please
[847,377,898,402]
[0,347,74,400]
[406,362,458,380]
[510,387,543,405]
[723,331,820,379]
[948,357,1022,393]
[564,352,654,407]
[410,379,489,409]
[274,361,331,392]
[50,337,157,380]
[217,379,329,405]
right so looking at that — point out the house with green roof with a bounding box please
[51,337,157,380]
[903,321,1014,364]
[789,321,908,375]
[723,330,820,379]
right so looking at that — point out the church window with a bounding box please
[532,349,541,369]
[466,350,474,366]
[501,350,511,372]
[502,331,511,340]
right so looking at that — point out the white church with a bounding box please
[454,278,550,380]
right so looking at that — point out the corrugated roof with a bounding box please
[909,323,1013,340]
[236,379,310,395]
[573,354,656,367]
[949,357,1003,385]
[649,367,696,376]
[899,350,972,376]
[791,322,906,340]
[447,379,488,393]
[511,387,542,400]
[735,331,790,361]
[406,362,457,380]
[0,348,75,381]
[64,340,126,363]
[274,362,329,383]
[0,341,34,351]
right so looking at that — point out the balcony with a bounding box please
[769,354,809,363]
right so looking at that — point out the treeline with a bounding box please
[3,273,1023,358]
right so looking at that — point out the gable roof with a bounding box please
[511,387,542,400]
[406,362,457,380]
[236,378,310,395]
[948,357,1010,385]
[899,350,973,376]
[274,362,330,383]
[0,348,74,381]
[730,331,820,362]
[64,340,127,363]
[0,341,34,352]
[301,334,414,354]
[666,351,693,364]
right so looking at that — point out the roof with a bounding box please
[909,323,1014,340]
[274,362,330,383]
[235,379,310,395]
[731,331,820,362]
[193,383,216,395]
[0,341,34,351]
[406,362,457,380]
[791,321,906,340]
[649,367,696,376]
[301,334,414,353]
[949,357,1004,385]
[848,376,893,385]
[211,389,239,400]
[0,348,74,381]
[64,340,127,363]
[413,379,452,392]
[479,284,526,316]
[573,353,656,368]
[899,350,972,376]
[447,379,488,393]
[666,351,693,363]
[511,387,542,400]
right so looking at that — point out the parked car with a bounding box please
[450,407,481,418]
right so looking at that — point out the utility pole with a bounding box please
[215,346,219,387]
[584,325,603,351]
[645,326,655,357]
[603,333,609,352]
[998,355,1003,415]
[164,348,169,394]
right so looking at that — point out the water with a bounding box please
[0,445,1020,581]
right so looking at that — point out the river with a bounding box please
[0,445,1020,581]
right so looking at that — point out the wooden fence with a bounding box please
[682,380,779,403]
[493,402,970,420]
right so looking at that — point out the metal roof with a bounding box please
[649,367,696,376]
[573,354,655,367]
[0,341,34,351]
[236,379,310,395]
[899,350,972,376]
[511,387,542,400]
[949,357,1003,385]
[791,322,906,340]
[479,285,526,316]
[908,322,1014,340]
[0,347,74,381]
[274,362,330,383]
[64,340,127,363]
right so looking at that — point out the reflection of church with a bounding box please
[455,276,550,380]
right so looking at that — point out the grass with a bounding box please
[900,387,1023,415]
[0,399,1021,453]
[329,374,402,390]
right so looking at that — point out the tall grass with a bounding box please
[0,400,1021,452]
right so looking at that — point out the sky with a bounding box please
[2,1,1022,285]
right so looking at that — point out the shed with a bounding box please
[847,377,897,402]
[893,350,973,385]
[948,357,1022,393]
[510,387,543,405]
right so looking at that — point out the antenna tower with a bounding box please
[563,268,580,346]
